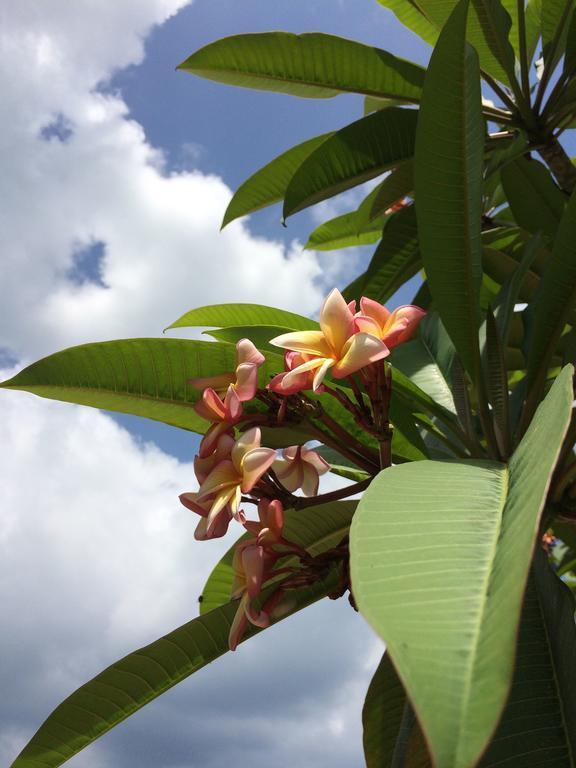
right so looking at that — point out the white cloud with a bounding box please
[0,1,327,362]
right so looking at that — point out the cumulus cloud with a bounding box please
[0,1,326,362]
[0,383,380,768]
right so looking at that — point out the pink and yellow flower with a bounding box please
[354,298,425,349]
[179,427,276,538]
[268,351,326,395]
[273,445,330,497]
[270,289,389,392]
[189,338,265,402]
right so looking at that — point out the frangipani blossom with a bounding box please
[179,493,233,541]
[189,338,265,402]
[194,385,242,457]
[273,445,330,497]
[268,351,326,395]
[194,431,235,484]
[354,298,425,349]
[180,428,276,538]
[244,498,284,546]
[271,289,388,392]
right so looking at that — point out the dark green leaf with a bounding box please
[304,211,385,251]
[368,162,414,220]
[501,156,566,241]
[342,206,421,306]
[178,32,426,101]
[284,107,418,218]
[222,133,332,227]
[414,0,484,378]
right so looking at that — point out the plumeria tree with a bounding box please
[4,0,576,765]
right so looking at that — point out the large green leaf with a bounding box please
[178,32,426,101]
[0,339,285,433]
[350,365,573,768]
[377,0,520,83]
[284,107,418,218]
[200,500,357,614]
[166,303,318,332]
[501,156,567,241]
[342,205,421,305]
[362,557,576,768]
[9,579,333,768]
[222,132,332,227]
[527,187,576,400]
[304,210,385,251]
[478,550,576,767]
[541,0,575,65]
[414,0,484,378]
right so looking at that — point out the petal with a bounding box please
[179,492,209,517]
[194,388,226,422]
[312,357,335,391]
[206,489,237,528]
[320,288,355,354]
[274,458,304,493]
[223,385,243,420]
[281,357,326,391]
[332,333,389,378]
[228,594,250,651]
[353,314,382,337]
[240,447,277,492]
[236,338,265,367]
[381,305,426,349]
[231,427,262,472]
[300,462,320,497]
[242,543,265,598]
[198,460,239,496]
[244,601,270,629]
[270,330,332,358]
[359,297,391,329]
[282,445,299,461]
[259,499,284,536]
[301,446,330,476]
[233,363,259,402]
[198,422,232,458]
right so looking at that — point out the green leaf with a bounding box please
[478,549,576,766]
[0,339,284,433]
[527,187,576,398]
[342,206,421,306]
[222,132,332,227]
[414,0,484,379]
[350,365,573,768]
[284,107,418,219]
[492,234,541,348]
[166,302,318,332]
[484,308,512,456]
[541,0,575,66]
[501,156,566,241]
[362,653,430,768]
[10,580,332,768]
[368,162,414,221]
[178,32,426,101]
[200,501,357,614]
[304,211,385,251]
[377,0,520,83]
[391,340,456,415]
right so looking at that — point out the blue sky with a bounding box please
[1,2,574,767]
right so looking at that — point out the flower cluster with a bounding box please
[179,289,424,650]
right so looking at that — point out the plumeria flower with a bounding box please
[189,338,265,402]
[273,445,330,497]
[179,428,276,538]
[179,493,234,541]
[268,351,326,395]
[354,298,425,349]
[193,431,235,484]
[194,386,243,458]
[244,498,284,546]
[271,288,389,392]
[228,536,282,651]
